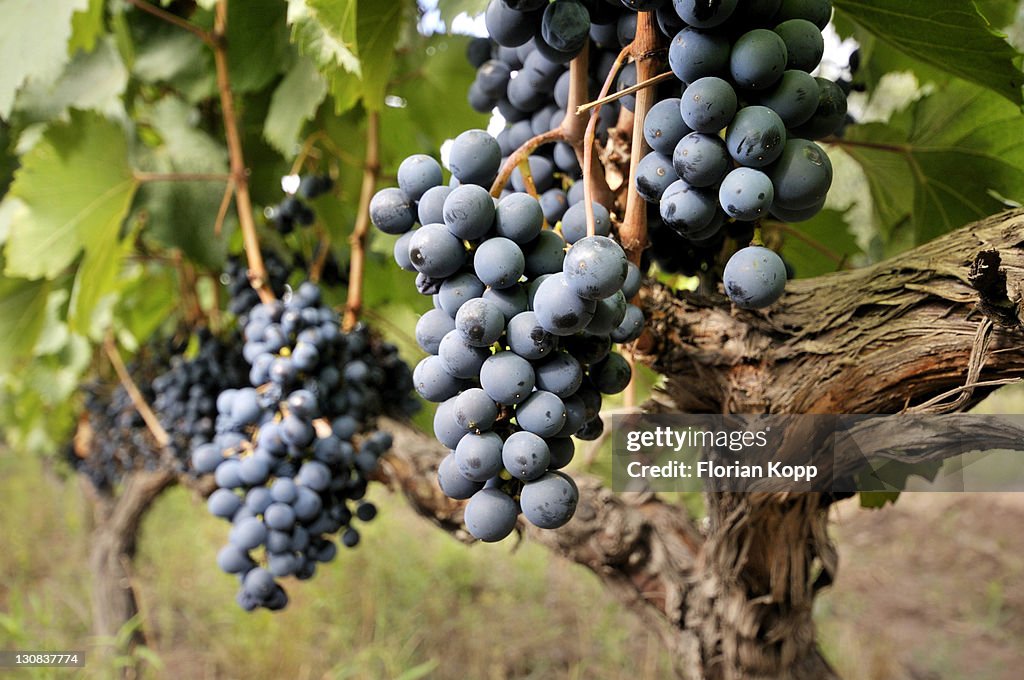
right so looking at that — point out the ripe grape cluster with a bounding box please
[635,0,839,308]
[192,282,418,610]
[70,331,252,492]
[371,129,643,542]
[264,174,334,235]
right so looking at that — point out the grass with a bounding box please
[0,451,675,679]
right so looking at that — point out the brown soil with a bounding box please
[821,493,1024,680]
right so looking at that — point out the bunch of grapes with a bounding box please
[191,282,418,610]
[370,126,644,542]
[264,174,334,234]
[151,328,251,461]
[70,330,251,492]
[635,0,840,307]
[224,252,294,323]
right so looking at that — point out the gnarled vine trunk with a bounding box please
[379,209,1024,679]
[83,469,175,676]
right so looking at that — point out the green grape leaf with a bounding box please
[228,0,291,93]
[355,0,403,111]
[68,223,137,338]
[3,111,137,280]
[133,96,229,270]
[0,273,52,367]
[0,0,86,119]
[15,37,128,124]
[437,0,488,22]
[264,56,328,155]
[130,21,216,103]
[69,0,105,54]
[288,0,361,77]
[833,0,1023,107]
[380,35,488,169]
[773,209,861,278]
[838,79,1024,245]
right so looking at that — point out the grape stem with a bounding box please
[575,71,674,115]
[213,0,274,304]
[489,128,564,198]
[583,43,632,239]
[124,0,213,45]
[103,334,172,449]
[489,43,613,207]
[619,11,661,264]
[343,110,381,331]
[212,177,236,237]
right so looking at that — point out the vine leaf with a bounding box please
[264,55,328,155]
[133,96,229,270]
[288,0,361,79]
[355,0,403,111]
[838,79,1024,245]
[3,110,137,280]
[437,0,488,23]
[834,0,1023,107]
[0,273,51,368]
[0,0,86,119]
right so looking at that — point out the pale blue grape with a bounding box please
[560,201,610,244]
[495,193,544,244]
[502,431,551,482]
[474,237,525,289]
[454,387,498,432]
[725,105,786,168]
[611,304,645,343]
[480,352,536,405]
[370,188,415,235]
[533,273,597,336]
[415,308,455,354]
[438,330,491,379]
[679,77,738,134]
[414,355,463,402]
[672,132,731,188]
[455,297,506,347]
[520,472,578,529]
[515,390,567,437]
[774,19,824,72]
[766,138,832,210]
[643,98,690,155]
[718,168,775,221]
[438,452,485,500]
[524,229,567,277]
[443,184,495,240]
[563,235,628,301]
[668,28,730,84]
[534,351,583,398]
[723,246,787,309]
[449,129,502,186]
[398,154,443,201]
[507,311,557,360]
[757,70,819,128]
[455,431,505,482]
[635,152,678,203]
[730,29,788,90]
[438,272,486,317]
[464,488,519,542]
[409,223,465,278]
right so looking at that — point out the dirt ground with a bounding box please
[820,493,1024,680]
